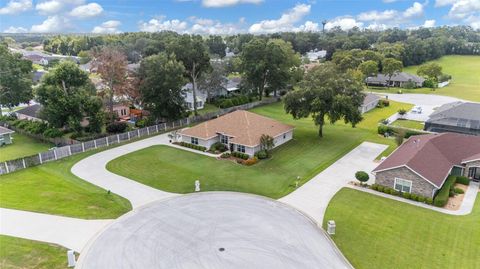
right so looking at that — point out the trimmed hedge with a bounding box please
[456,176,470,186]
[210,142,227,153]
[220,152,231,158]
[355,171,369,183]
[433,175,457,207]
[370,184,431,205]
[255,150,268,159]
[179,141,207,152]
[231,151,249,160]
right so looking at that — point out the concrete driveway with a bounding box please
[280,142,388,224]
[76,192,353,269]
[376,93,466,121]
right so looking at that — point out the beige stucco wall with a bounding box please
[375,166,438,198]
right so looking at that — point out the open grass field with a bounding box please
[0,148,132,219]
[369,55,480,102]
[0,235,68,269]
[0,133,53,162]
[323,188,480,269]
[391,119,424,130]
[107,101,412,198]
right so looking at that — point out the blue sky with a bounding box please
[0,0,478,34]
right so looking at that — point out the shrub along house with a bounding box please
[179,110,294,157]
[372,133,480,199]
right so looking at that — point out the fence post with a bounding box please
[5,162,9,174]
[22,159,26,169]
[106,137,109,146]
[117,134,120,143]
[156,125,159,133]
[173,121,175,128]
[163,123,166,131]
[127,131,130,140]
[82,142,85,152]
[68,145,72,156]
[94,139,97,149]
[137,129,140,137]
[38,153,43,164]
[147,127,150,135]
[53,149,57,160]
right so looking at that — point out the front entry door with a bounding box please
[230,143,234,152]
[468,167,480,181]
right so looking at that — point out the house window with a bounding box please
[191,137,198,145]
[197,101,203,107]
[237,145,245,153]
[394,178,412,193]
[283,133,286,139]
[220,135,228,145]
[120,109,127,116]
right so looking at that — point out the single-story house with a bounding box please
[182,83,207,110]
[424,102,480,136]
[179,110,295,157]
[360,93,380,114]
[24,54,49,66]
[112,103,130,121]
[15,104,43,121]
[372,133,480,198]
[366,72,425,88]
[0,126,14,145]
[305,50,327,62]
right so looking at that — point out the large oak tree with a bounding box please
[284,63,365,138]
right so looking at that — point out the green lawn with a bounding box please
[198,103,220,115]
[323,188,480,269]
[0,235,69,269]
[391,119,424,130]
[107,101,412,198]
[369,55,480,102]
[0,133,53,162]
[0,148,132,219]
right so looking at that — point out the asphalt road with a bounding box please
[76,192,352,269]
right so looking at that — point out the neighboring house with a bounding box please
[360,93,380,113]
[224,77,241,95]
[305,50,327,62]
[24,54,49,65]
[15,104,43,121]
[0,126,14,145]
[424,102,480,136]
[182,83,207,110]
[179,110,294,156]
[372,133,480,198]
[112,103,130,121]
[366,72,425,88]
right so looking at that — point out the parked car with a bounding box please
[411,106,423,114]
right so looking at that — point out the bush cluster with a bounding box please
[377,99,390,108]
[454,187,465,194]
[231,151,249,160]
[377,125,425,138]
[355,171,369,183]
[213,95,251,109]
[433,175,457,207]
[180,142,206,152]
[456,176,470,186]
[106,122,128,134]
[210,142,227,153]
[254,150,268,159]
[370,184,433,205]
[243,157,258,166]
[220,152,231,158]
[9,119,63,138]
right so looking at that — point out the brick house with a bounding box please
[372,133,480,198]
[179,110,294,157]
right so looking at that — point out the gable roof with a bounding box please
[363,93,380,106]
[366,72,425,84]
[373,133,480,187]
[0,126,14,135]
[462,153,480,164]
[427,102,480,130]
[179,110,294,147]
[15,104,42,119]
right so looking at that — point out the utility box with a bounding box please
[327,220,336,235]
[67,250,76,267]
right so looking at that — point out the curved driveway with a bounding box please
[76,192,353,269]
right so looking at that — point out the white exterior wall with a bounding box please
[360,100,379,114]
[272,130,294,149]
[181,134,219,149]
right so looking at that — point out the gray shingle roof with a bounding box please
[366,72,425,84]
[15,104,42,119]
[0,126,14,135]
[363,93,380,106]
[427,102,480,130]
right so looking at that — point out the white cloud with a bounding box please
[202,0,262,8]
[248,4,311,33]
[357,10,397,22]
[69,2,103,18]
[366,23,389,31]
[293,21,320,32]
[0,0,32,15]
[466,15,480,29]
[448,0,480,19]
[92,20,121,34]
[30,15,71,33]
[3,26,28,33]
[403,2,425,18]
[325,17,364,30]
[423,19,436,27]
[434,0,457,7]
[139,18,189,32]
[190,17,245,35]
[35,0,85,14]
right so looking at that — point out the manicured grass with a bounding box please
[197,103,220,115]
[369,55,480,102]
[324,188,480,269]
[391,119,424,130]
[107,101,412,198]
[0,133,53,162]
[0,235,69,269]
[0,148,132,219]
